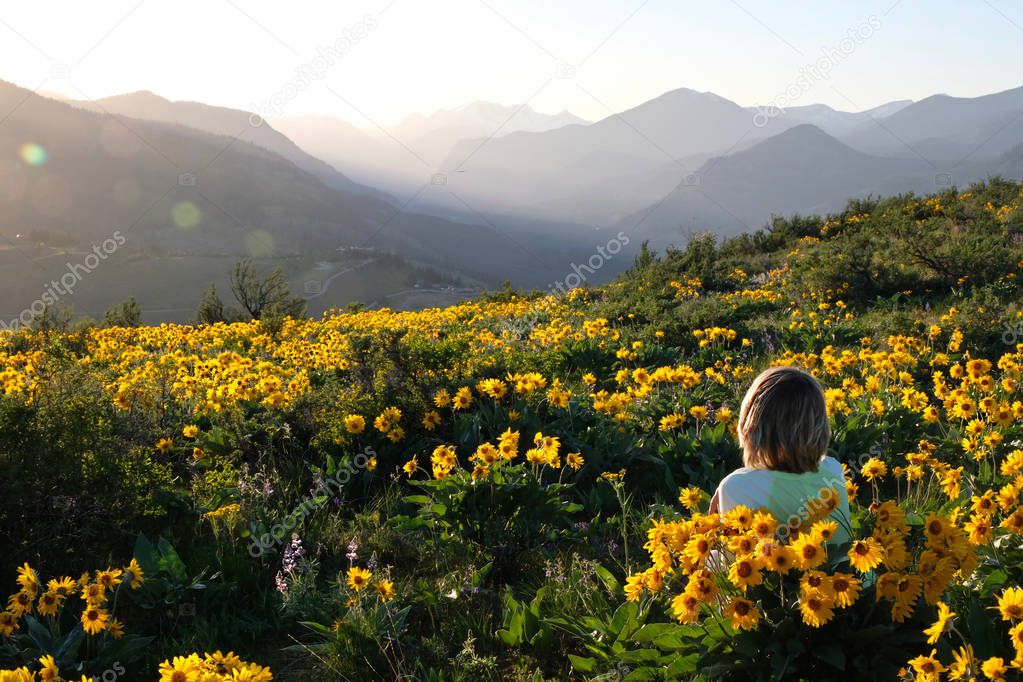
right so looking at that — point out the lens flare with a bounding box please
[172,201,201,228]
[19,143,47,166]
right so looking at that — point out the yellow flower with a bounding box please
[830,572,861,608]
[908,650,946,681]
[565,452,584,471]
[38,655,59,682]
[124,564,145,588]
[723,505,754,531]
[873,500,905,528]
[624,574,645,602]
[346,567,372,592]
[403,456,418,477]
[422,410,441,431]
[678,487,703,511]
[671,592,701,623]
[689,405,709,421]
[948,644,976,682]
[981,657,1007,681]
[452,386,473,410]
[343,414,366,434]
[923,602,955,644]
[158,655,200,682]
[106,618,125,638]
[861,457,887,481]
[762,544,796,574]
[434,389,451,408]
[790,534,827,570]
[80,603,109,635]
[723,596,760,631]
[476,378,508,400]
[96,568,123,591]
[799,590,836,627]
[923,513,951,544]
[0,611,18,637]
[848,537,884,572]
[37,591,62,616]
[182,424,199,438]
[995,586,1023,621]
[727,556,763,591]
[375,580,396,602]
[659,413,685,431]
[374,407,402,433]
[809,520,838,544]
[155,437,173,453]
[7,591,33,617]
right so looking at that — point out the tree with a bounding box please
[196,284,227,325]
[229,259,306,321]
[103,297,141,327]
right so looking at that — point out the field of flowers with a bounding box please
[2,179,1023,680]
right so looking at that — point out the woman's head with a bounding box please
[737,366,830,473]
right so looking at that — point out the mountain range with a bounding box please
[271,101,587,195]
[0,81,550,287]
[4,76,1023,321]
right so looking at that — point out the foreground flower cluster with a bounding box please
[158,652,273,681]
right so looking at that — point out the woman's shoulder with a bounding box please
[818,455,845,476]
[718,466,769,492]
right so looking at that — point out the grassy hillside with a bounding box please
[1,179,1022,680]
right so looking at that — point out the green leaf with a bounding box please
[624,667,659,682]
[567,654,597,673]
[665,653,700,676]
[55,624,84,666]
[610,601,638,637]
[133,532,158,575]
[157,536,188,583]
[24,616,52,651]
[299,620,336,637]
[595,564,623,597]
[629,623,678,643]
[618,648,663,664]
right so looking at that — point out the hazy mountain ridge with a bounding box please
[271,101,589,196]
[0,80,546,286]
[621,124,948,247]
[67,90,397,200]
[840,84,1023,162]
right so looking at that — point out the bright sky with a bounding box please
[2,0,1022,126]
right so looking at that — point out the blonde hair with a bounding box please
[737,366,830,473]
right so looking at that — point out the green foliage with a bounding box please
[103,297,142,327]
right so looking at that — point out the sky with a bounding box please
[2,0,1023,126]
